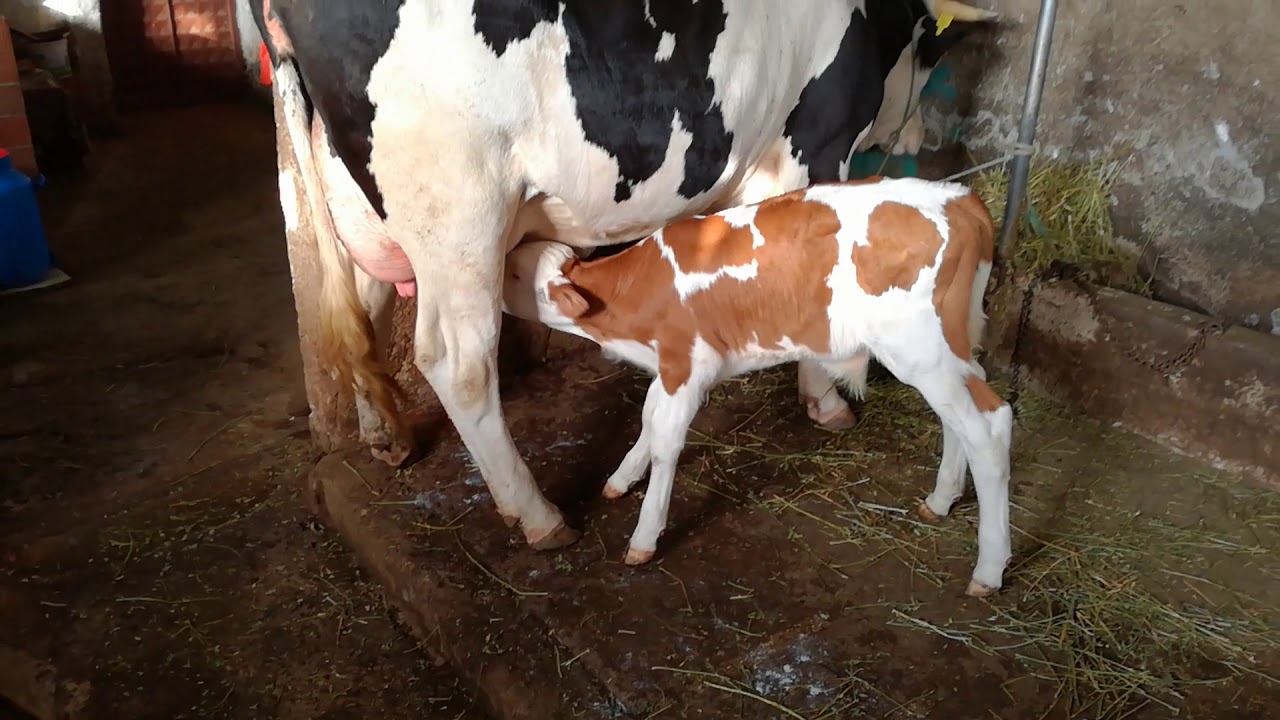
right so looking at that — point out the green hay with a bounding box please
[971,157,1151,296]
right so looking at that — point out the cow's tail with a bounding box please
[273,60,405,440]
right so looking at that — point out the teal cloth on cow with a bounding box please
[848,152,920,180]
[846,60,960,181]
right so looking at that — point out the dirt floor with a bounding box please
[3,102,1278,720]
[1,104,484,719]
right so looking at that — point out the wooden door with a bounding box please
[104,0,246,111]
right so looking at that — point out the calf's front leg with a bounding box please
[623,376,705,565]
[603,381,659,499]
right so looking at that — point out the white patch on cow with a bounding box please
[655,32,676,62]
[707,1,853,142]
[278,169,299,232]
[653,229,759,301]
[643,0,657,27]
[723,136,810,208]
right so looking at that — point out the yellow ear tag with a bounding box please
[936,14,954,35]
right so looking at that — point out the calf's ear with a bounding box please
[548,283,591,319]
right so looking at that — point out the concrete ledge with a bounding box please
[986,278,1279,490]
[306,453,616,720]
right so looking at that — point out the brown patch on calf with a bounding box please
[854,202,944,296]
[663,215,756,276]
[688,195,839,356]
[559,188,841,394]
[948,192,996,263]
[932,194,997,360]
[966,375,1005,413]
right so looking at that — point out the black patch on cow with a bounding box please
[783,1,980,178]
[783,10,885,183]
[915,19,981,70]
[266,0,405,219]
[555,0,733,203]
[473,0,558,56]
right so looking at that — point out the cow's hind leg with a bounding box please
[799,360,858,430]
[819,348,870,420]
[400,225,577,551]
[353,267,415,466]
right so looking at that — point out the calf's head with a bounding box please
[502,240,592,332]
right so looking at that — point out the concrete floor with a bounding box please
[1,102,1277,720]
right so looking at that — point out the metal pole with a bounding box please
[998,0,1060,261]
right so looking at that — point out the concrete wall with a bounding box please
[927,0,1277,334]
[1,0,115,132]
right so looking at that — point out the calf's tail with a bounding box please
[273,60,404,439]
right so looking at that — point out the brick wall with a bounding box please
[0,16,38,177]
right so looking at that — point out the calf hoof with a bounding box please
[528,523,581,551]
[965,579,999,598]
[806,400,856,431]
[624,547,654,565]
[602,484,626,500]
[915,502,942,523]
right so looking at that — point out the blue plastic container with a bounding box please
[0,147,53,290]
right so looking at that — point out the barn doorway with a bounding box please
[103,0,246,111]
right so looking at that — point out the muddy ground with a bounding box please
[2,102,1278,720]
[1,104,483,719]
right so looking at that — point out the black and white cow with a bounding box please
[255,0,998,554]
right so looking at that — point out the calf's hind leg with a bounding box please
[917,361,988,522]
[887,357,1012,596]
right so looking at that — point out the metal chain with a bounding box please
[1001,261,1226,420]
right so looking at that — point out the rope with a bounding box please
[940,140,1037,182]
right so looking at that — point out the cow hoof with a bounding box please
[806,401,856,431]
[624,547,654,565]
[528,523,581,551]
[370,438,416,468]
[602,484,626,500]
[916,502,942,523]
[965,579,999,598]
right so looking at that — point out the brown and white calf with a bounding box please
[502,176,1012,597]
